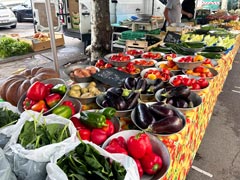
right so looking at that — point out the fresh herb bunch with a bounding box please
[0,37,32,58]
[0,107,20,128]
[18,118,70,149]
[57,142,126,180]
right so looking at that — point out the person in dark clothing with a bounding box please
[181,0,195,21]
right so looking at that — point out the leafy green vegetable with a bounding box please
[57,142,126,180]
[18,118,70,149]
[0,36,32,58]
[0,107,20,128]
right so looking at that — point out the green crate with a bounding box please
[121,30,147,40]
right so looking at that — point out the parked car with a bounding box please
[11,0,33,22]
[0,3,17,28]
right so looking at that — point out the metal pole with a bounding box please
[44,0,60,75]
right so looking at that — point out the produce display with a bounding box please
[68,81,102,99]
[126,49,144,57]
[104,132,163,177]
[170,75,209,90]
[0,36,32,58]
[70,66,98,78]
[0,67,60,106]
[116,62,141,75]
[141,52,162,60]
[156,60,179,71]
[57,142,126,180]
[70,107,117,144]
[131,59,156,68]
[0,107,20,128]
[141,68,172,81]
[18,120,70,149]
[185,66,215,78]
[95,59,113,69]
[108,53,132,62]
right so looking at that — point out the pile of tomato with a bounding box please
[171,75,209,90]
[110,53,131,62]
[95,59,113,69]
[126,49,143,57]
[185,66,214,78]
[117,62,141,75]
[132,59,155,67]
[158,60,179,71]
[143,68,171,81]
[142,52,162,60]
[177,55,204,63]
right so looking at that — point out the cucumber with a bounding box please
[181,42,205,48]
[203,46,226,52]
[197,52,222,59]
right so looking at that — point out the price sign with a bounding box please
[163,31,181,44]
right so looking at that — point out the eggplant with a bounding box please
[149,116,183,134]
[134,103,155,129]
[124,77,136,90]
[106,91,127,110]
[149,79,165,93]
[126,92,140,109]
[175,98,189,108]
[170,85,191,98]
[107,87,123,96]
[135,78,147,92]
[149,105,174,120]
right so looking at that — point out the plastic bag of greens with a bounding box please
[0,148,17,180]
[0,102,20,149]
[46,140,139,180]
[3,110,77,180]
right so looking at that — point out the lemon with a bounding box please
[148,74,157,80]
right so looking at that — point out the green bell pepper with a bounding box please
[51,84,67,95]
[52,105,72,119]
[80,111,107,129]
[99,107,116,119]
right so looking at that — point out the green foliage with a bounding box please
[0,107,20,128]
[0,37,32,58]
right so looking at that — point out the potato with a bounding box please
[73,69,84,78]
[94,89,101,96]
[69,89,81,98]
[71,84,81,91]
[80,92,93,98]
[88,86,98,93]
[81,87,88,94]
[87,81,96,88]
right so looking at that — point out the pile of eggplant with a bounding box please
[156,85,194,108]
[124,77,166,94]
[100,87,140,110]
[132,102,185,134]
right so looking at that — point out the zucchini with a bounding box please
[197,52,222,59]
[203,46,226,52]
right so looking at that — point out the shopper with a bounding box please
[163,0,182,26]
[181,0,195,21]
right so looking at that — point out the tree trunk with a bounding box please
[90,0,112,61]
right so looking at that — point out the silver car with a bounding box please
[0,3,17,28]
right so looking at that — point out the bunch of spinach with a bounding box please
[0,37,32,58]
[57,142,126,180]
[18,118,70,149]
[0,107,20,128]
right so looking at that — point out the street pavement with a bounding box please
[0,25,240,179]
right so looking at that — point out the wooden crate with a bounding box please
[166,26,190,35]
[126,40,148,52]
[20,33,65,52]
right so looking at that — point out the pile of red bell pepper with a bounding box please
[104,132,163,177]
[23,81,75,118]
[70,107,116,145]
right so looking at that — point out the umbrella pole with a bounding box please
[44,0,60,75]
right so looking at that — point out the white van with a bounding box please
[31,0,166,46]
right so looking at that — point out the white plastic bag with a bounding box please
[4,110,78,180]
[46,140,140,180]
[0,148,17,180]
[0,102,20,149]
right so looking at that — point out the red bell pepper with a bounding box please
[45,83,54,96]
[108,136,127,149]
[102,119,115,136]
[141,133,152,154]
[127,132,147,159]
[104,143,128,155]
[62,100,76,115]
[45,93,62,108]
[140,152,163,175]
[70,117,87,129]
[134,159,144,178]
[31,100,49,112]
[23,97,37,110]
[91,128,107,145]
[78,128,91,141]
[27,81,48,101]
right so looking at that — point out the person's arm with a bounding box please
[164,8,171,24]
[181,9,193,18]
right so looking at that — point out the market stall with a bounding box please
[0,19,240,179]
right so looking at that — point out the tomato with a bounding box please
[104,63,112,68]
[172,78,182,86]
[197,78,209,88]
[194,66,205,73]
[161,68,170,75]
[190,78,197,84]
[182,78,192,86]
[206,71,213,77]
[191,83,201,90]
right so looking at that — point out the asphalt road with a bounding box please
[1,22,240,180]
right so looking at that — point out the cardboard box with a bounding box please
[20,33,65,52]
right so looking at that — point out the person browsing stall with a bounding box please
[181,0,195,21]
[163,0,182,26]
